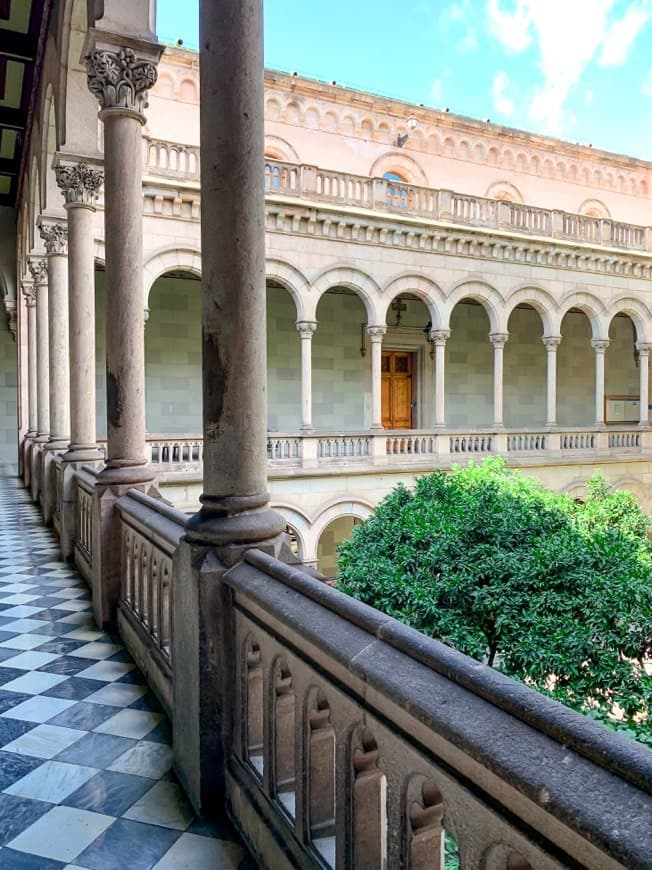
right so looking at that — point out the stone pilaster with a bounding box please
[296,320,317,432]
[490,332,509,428]
[430,328,450,428]
[367,325,386,430]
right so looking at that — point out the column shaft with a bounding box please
[297,321,316,431]
[637,344,650,426]
[368,326,386,429]
[490,333,509,428]
[23,289,37,434]
[45,251,70,445]
[543,336,561,427]
[592,340,609,425]
[431,329,450,427]
[32,268,50,439]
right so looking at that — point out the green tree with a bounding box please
[337,459,652,743]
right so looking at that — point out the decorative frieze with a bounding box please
[55,163,104,207]
[86,47,158,118]
[40,223,68,255]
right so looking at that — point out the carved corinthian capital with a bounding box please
[86,47,158,118]
[55,163,104,207]
[21,283,36,307]
[28,257,48,284]
[40,224,68,255]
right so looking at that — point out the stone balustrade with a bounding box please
[73,466,97,585]
[141,140,652,252]
[114,489,186,717]
[146,435,204,465]
[220,550,652,867]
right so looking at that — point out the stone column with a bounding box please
[297,320,317,432]
[40,223,70,449]
[56,162,104,462]
[86,46,159,486]
[542,336,561,427]
[592,339,609,425]
[28,257,49,501]
[430,328,450,428]
[21,282,37,437]
[367,326,386,430]
[637,342,651,426]
[490,332,509,428]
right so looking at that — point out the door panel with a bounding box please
[381,351,414,429]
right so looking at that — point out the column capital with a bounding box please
[39,223,68,256]
[429,328,451,346]
[366,325,387,340]
[55,162,104,208]
[3,298,16,340]
[591,338,610,352]
[542,335,562,350]
[28,257,48,284]
[636,341,652,355]
[86,46,159,122]
[296,320,317,339]
[21,282,36,306]
[489,331,509,348]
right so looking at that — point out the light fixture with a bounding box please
[395,115,418,148]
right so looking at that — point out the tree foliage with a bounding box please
[337,459,652,743]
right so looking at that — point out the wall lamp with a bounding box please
[395,115,418,148]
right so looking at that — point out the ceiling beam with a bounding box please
[0,105,26,129]
[0,31,35,62]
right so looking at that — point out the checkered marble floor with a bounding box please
[0,471,253,870]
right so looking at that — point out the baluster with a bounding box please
[408,780,444,870]
[352,729,387,870]
[246,639,264,777]
[309,693,336,866]
[274,659,296,818]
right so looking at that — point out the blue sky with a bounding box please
[156,0,652,160]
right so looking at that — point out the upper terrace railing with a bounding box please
[142,138,651,252]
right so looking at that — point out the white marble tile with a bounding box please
[0,632,51,650]
[94,709,162,739]
[108,741,173,779]
[7,805,113,862]
[84,683,147,707]
[0,593,41,605]
[1,671,68,695]
[0,605,43,618]
[152,833,246,869]
[58,612,97,625]
[2,724,87,760]
[123,781,194,830]
[0,650,61,670]
[75,661,135,682]
[64,628,106,642]
[50,588,88,599]
[0,617,50,633]
[0,694,76,723]
[52,600,92,612]
[0,583,38,593]
[72,642,123,660]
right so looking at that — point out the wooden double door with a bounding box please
[381,350,414,429]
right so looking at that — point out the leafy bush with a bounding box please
[337,459,652,742]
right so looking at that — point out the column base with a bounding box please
[63,445,105,464]
[97,461,156,486]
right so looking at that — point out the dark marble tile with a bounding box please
[36,656,95,676]
[76,818,181,870]
[0,648,22,663]
[36,638,88,656]
[41,676,106,701]
[0,793,53,847]
[0,719,36,750]
[0,631,18,643]
[56,732,136,769]
[0,667,26,687]
[116,669,147,686]
[0,848,65,869]
[63,769,152,816]
[107,650,136,664]
[0,618,18,630]
[0,751,42,791]
[27,597,66,610]
[0,690,32,715]
[129,691,164,714]
[139,719,171,746]
[47,700,118,731]
[187,814,242,842]
[30,622,77,637]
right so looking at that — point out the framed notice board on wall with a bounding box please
[604,395,641,424]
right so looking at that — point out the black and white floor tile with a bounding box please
[0,471,252,869]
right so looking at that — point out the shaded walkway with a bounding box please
[0,472,250,869]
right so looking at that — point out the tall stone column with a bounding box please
[592,339,609,425]
[28,257,49,502]
[542,336,561,427]
[85,46,159,486]
[40,224,70,449]
[56,163,104,462]
[297,320,317,432]
[637,343,651,426]
[430,328,450,428]
[490,332,509,428]
[367,326,386,430]
[21,282,37,489]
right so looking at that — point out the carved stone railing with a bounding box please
[115,489,186,716]
[507,432,548,452]
[221,551,652,868]
[73,467,97,585]
[141,140,652,251]
[146,435,204,466]
[608,430,641,449]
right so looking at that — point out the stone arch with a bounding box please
[607,297,651,343]
[265,258,309,321]
[29,157,41,251]
[503,286,557,336]
[264,135,300,163]
[265,96,281,121]
[444,280,504,333]
[179,78,198,102]
[610,477,648,507]
[369,152,428,186]
[307,498,374,565]
[557,291,609,339]
[143,246,202,308]
[485,180,523,203]
[579,198,610,219]
[41,84,60,211]
[311,266,381,324]
[271,502,310,561]
[380,273,445,329]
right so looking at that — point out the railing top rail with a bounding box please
[116,489,187,552]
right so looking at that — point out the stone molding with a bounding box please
[296,320,317,339]
[489,332,510,348]
[591,339,610,352]
[366,325,387,340]
[429,328,451,346]
[40,223,68,255]
[636,342,652,355]
[86,47,158,118]
[28,258,48,284]
[56,162,104,207]
[542,336,562,350]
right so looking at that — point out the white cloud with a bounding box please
[598,3,652,66]
[430,78,443,104]
[459,27,479,52]
[492,71,514,115]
